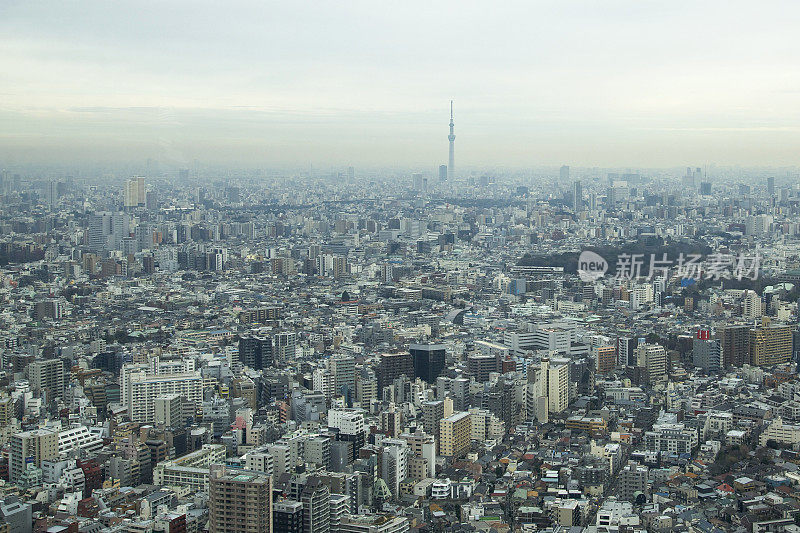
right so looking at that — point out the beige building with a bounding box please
[209,466,273,533]
[760,417,800,447]
[439,411,470,458]
[750,318,792,366]
[10,429,59,482]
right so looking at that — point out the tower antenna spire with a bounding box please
[447,101,455,181]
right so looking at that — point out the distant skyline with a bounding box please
[4,1,800,168]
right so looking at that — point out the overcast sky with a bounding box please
[3,1,800,169]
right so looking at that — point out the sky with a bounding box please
[3,1,800,169]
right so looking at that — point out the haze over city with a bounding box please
[6,4,800,533]
[4,1,800,168]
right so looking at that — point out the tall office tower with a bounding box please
[330,355,355,398]
[273,332,297,364]
[750,317,792,366]
[768,176,775,197]
[467,353,499,382]
[692,330,721,373]
[439,164,447,182]
[10,429,59,482]
[573,180,583,210]
[743,290,763,319]
[485,378,525,429]
[135,223,154,252]
[239,334,273,370]
[381,407,402,438]
[124,178,140,208]
[88,212,113,253]
[355,368,377,406]
[380,439,408,499]
[301,477,330,533]
[209,466,273,533]
[634,343,667,383]
[422,400,445,441]
[328,409,366,462]
[700,181,712,195]
[617,337,638,367]
[274,500,304,533]
[45,180,57,207]
[27,359,66,400]
[447,101,455,181]
[533,357,570,415]
[560,165,570,182]
[110,211,130,250]
[137,176,146,205]
[412,173,424,191]
[682,167,695,189]
[377,352,414,393]
[718,324,750,368]
[439,411,471,458]
[410,344,446,384]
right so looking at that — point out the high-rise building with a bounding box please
[300,477,330,533]
[750,317,792,367]
[634,343,667,383]
[718,324,750,368]
[400,430,435,479]
[274,500,304,533]
[573,180,583,210]
[380,439,408,499]
[239,334,273,370]
[438,164,447,182]
[10,429,59,482]
[209,466,273,533]
[743,290,763,319]
[768,176,776,196]
[273,332,297,364]
[410,344,445,384]
[355,368,377,407]
[692,330,721,373]
[411,173,424,191]
[447,101,455,181]
[154,394,184,427]
[121,360,203,423]
[595,345,616,374]
[26,358,66,400]
[439,411,470,458]
[617,337,638,367]
[467,353,499,382]
[377,353,414,393]
[617,462,648,502]
[422,400,445,441]
[560,165,570,182]
[328,409,365,462]
[330,355,356,398]
[124,177,146,208]
[530,357,570,417]
[381,407,402,438]
[88,211,113,253]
